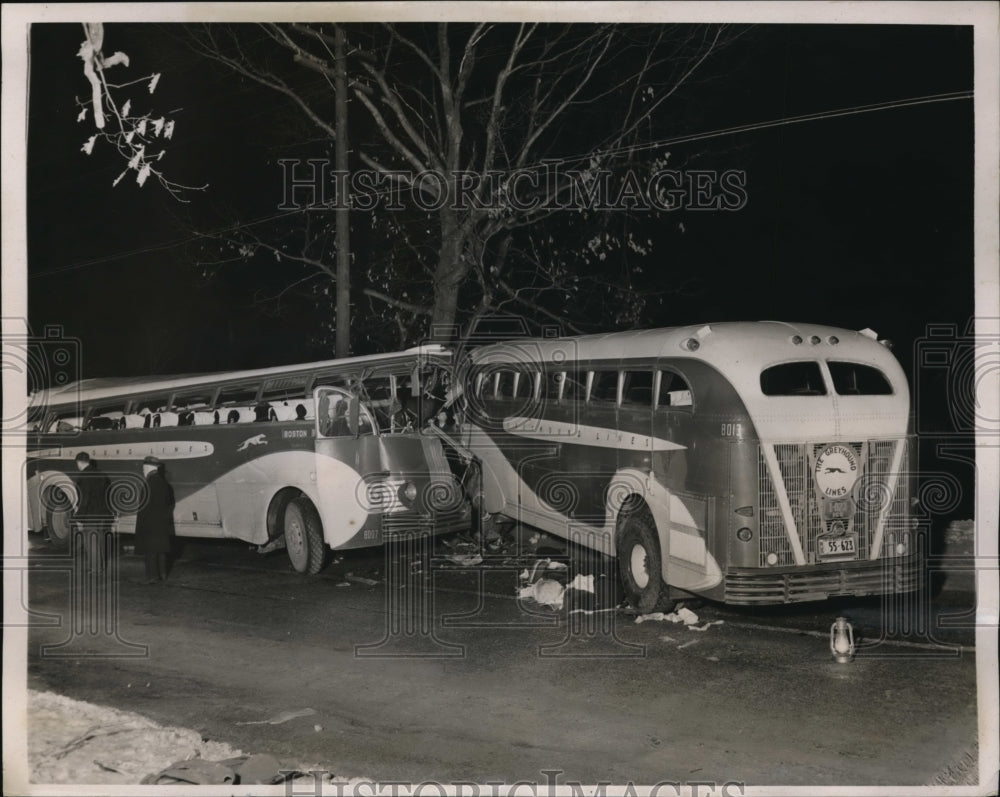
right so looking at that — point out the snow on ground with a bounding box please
[27,690,372,787]
[28,689,244,784]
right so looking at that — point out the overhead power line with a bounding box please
[28,89,972,280]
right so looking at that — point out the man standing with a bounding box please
[135,455,174,584]
[72,452,112,573]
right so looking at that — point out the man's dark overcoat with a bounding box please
[135,469,174,554]
[73,462,112,522]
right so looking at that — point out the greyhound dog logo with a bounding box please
[814,444,859,498]
[236,434,268,452]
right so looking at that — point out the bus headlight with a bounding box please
[765,552,779,566]
[736,527,753,543]
[398,481,418,507]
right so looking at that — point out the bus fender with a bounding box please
[611,467,724,592]
[28,470,78,534]
[609,467,670,563]
[33,469,79,512]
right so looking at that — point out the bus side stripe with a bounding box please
[502,416,686,451]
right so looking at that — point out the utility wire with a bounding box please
[28,89,972,280]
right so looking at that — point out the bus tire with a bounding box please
[44,487,74,551]
[284,497,327,575]
[616,513,671,614]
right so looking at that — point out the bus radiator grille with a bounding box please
[758,439,911,568]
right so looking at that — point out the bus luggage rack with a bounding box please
[724,558,920,604]
[758,439,910,567]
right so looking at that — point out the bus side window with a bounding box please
[562,370,586,402]
[541,371,564,404]
[122,408,152,429]
[513,370,534,399]
[621,371,654,407]
[658,371,693,408]
[52,414,84,433]
[496,371,516,399]
[590,370,619,404]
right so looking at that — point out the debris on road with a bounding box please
[635,605,722,629]
[235,708,317,726]
[518,578,565,609]
[345,574,380,586]
[567,573,595,593]
[255,536,286,555]
[688,620,725,632]
[445,554,484,567]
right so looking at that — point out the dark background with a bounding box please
[24,22,976,513]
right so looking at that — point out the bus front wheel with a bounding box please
[284,497,327,575]
[44,487,74,551]
[617,514,672,614]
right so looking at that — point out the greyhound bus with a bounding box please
[459,322,918,608]
[25,345,468,574]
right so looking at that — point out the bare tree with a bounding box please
[189,22,733,345]
[77,23,206,200]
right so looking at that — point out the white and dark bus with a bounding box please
[25,346,468,574]
[459,322,918,609]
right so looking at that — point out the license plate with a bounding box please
[818,535,857,557]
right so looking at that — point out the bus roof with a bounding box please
[467,321,900,374]
[467,321,910,442]
[33,344,451,408]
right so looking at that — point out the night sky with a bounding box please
[24,21,973,380]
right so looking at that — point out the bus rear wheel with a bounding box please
[617,513,672,614]
[44,487,74,551]
[284,497,327,575]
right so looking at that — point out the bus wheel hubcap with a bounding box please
[287,522,303,558]
[630,543,649,589]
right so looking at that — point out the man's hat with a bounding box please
[142,455,162,466]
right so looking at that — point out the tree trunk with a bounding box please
[429,213,468,340]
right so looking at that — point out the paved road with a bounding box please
[23,535,981,788]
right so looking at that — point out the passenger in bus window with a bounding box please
[87,416,116,431]
[135,456,174,584]
[295,404,308,421]
[254,401,277,422]
[324,399,352,437]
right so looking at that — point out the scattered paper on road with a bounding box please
[636,605,707,625]
[447,554,483,566]
[518,578,565,608]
